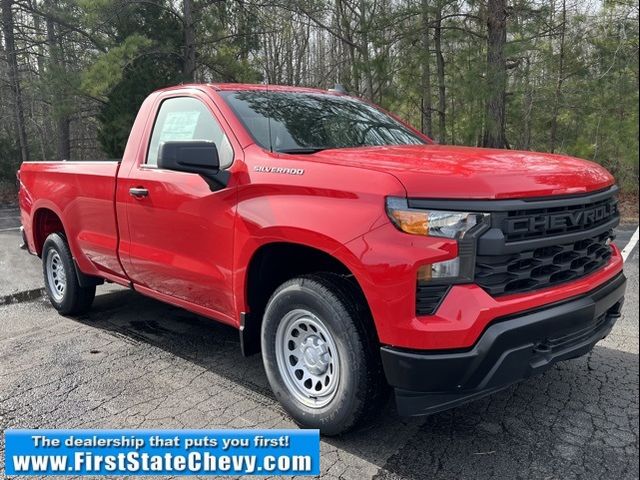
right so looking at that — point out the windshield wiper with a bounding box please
[276,147,329,154]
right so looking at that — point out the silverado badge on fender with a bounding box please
[254,166,305,175]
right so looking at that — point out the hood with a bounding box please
[308,144,615,199]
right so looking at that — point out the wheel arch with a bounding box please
[239,240,376,356]
[32,206,66,256]
[32,206,103,288]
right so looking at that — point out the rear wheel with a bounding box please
[42,233,95,315]
[261,273,384,435]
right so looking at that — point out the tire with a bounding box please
[42,233,95,315]
[261,273,384,435]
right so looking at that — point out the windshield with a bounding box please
[219,90,426,153]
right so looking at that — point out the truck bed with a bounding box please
[19,160,125,279]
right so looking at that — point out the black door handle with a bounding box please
[129,187,149,198]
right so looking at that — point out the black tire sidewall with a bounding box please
[42,233,81,314]
[261,278,369,434]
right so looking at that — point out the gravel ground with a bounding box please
[0,207,637,479]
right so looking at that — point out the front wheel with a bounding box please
[261,274,384,435]
[42,233,95,315]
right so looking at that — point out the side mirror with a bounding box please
[157,141,220,176]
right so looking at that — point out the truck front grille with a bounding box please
[476,229,614,296]
[474,187,619,297]
[409,187,619,308]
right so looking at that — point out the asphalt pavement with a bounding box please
[0,206,638,480]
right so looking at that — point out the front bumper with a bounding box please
[381,272,626,416]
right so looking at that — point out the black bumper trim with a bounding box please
[382,272,626,416]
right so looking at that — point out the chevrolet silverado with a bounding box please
[18,83,626,435]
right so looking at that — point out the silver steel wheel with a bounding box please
[46,249,66,302]
[275,309,340,408]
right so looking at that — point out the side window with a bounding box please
[146,97,234,169]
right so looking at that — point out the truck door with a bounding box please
[120,92,238,323]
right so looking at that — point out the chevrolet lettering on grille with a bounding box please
[504,203,617,235]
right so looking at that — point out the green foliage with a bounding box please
[83,1,186,157]
[97,53,184,158]
[81,0,262,156]
[81,35,153,100]
[503,1,639,192]
[0,137,19,182]
[0,0,637,193]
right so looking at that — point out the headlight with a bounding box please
[385,197,488,239]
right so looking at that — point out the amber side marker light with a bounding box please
[387,209,429,236]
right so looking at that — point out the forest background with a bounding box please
[0,0,637,210]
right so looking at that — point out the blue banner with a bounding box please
[4,429,320,476]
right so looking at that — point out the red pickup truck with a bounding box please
[18,84,626,435]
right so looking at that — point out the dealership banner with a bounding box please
[4,429,320,476]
